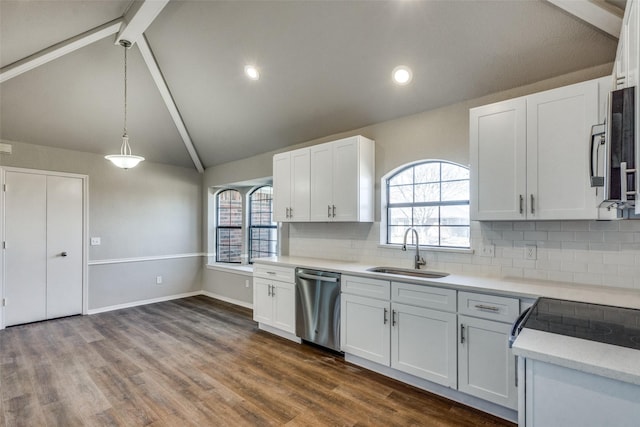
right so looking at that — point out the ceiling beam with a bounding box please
[115,0,170,46]
[137,35,205,173]
[0,19,122,84]
[547,0,623,38]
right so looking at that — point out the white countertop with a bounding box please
[512,329,640,385]
[254,255,640,385]
[254,255,640,309]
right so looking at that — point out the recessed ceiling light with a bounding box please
[392,65,412,85]
[245,65,260,80]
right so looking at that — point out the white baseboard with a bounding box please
[87,291,202,314]
[200,290,253,310]
[87,290,253,315]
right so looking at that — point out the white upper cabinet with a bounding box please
[310,135,375,222]
[274,135,375,223]
[615,0,639,90]
[273,148,310,222]
[470,77,609,221]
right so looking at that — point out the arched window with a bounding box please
[386,160,470,248]
[216,189,242,263]
[248,185,277,262]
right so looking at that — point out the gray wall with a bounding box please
[202,63,615,303]
[1,140,202,310]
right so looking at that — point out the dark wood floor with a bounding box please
[0,296,515,426]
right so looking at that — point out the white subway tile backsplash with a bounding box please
[288,220,640,292]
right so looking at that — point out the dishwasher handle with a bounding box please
[296,272,339,282]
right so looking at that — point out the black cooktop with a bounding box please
[523,297,640,350]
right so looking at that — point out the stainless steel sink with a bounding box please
[366,267,449,279]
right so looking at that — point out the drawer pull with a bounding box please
[383,308,388,324]
[266,271,276,275]
[475,304,500,312]
[392,310,397,327]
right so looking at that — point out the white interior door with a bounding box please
[4,171,48,326]
[46,175,83,319]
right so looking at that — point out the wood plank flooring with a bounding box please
[0,296,516,426]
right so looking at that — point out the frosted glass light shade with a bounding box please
[105,154,145,169]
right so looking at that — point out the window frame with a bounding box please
[384,159,470,249]
[215,189,243,264]
[248,185,277,263]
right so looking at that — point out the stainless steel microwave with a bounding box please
[591,86,636,207]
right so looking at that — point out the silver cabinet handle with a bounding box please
[515,355,518,388]
[530,194,535,214]
[460,324,465,344]
[271,285,275,297]
[475,304,500,312]
[267,284,271,296]
[297,272,339,282]
[392,310,397,327]
[285,207,290,218]
[266,271,276,275]
[383,308,388,324]
[289,207,293,218]
[61,251,68,257]
[328,205,332,218]
[332,205,336,218]
[519,195,524,215]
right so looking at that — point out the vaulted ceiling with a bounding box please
[0,0,623,171]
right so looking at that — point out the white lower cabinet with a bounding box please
[392,302,457,388]
[341,293,390,365]
[458,315,517,409]
[253,276,296,335]
[341,276,457,388]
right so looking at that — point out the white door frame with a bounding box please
[0,166,89,330]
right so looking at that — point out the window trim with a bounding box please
[382,159,471,249]
[247,185,277,263]
[215,188,243,264]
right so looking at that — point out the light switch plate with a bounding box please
[525,245,537,260]
[0,143,12,154]
[90,237,101,246]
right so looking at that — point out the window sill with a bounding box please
[377,244,474,255]
[206,263,254,276]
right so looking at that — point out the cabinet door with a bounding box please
[625,0,638,89]
[273,153,291,222]
[470,98,527,220]
[332,137,359,221]
[309,143,334,221]
[253,278,274,324]
[290,148,310,221]
[272,281,296,334]
[391,303,457,388]
[527,79,600,220]
[341,294,390,365]
[458,315,516,409]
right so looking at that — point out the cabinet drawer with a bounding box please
[391,282,456,312]
[342,275,390,300]
[253,264,295,283]
[458,292,519,323]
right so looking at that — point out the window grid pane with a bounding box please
[249,186,277,263]
[216,190,242,263]
[387,161,470,248]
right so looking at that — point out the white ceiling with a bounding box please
[0,0,622,170]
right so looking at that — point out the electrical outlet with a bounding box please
[245,279,250,288]
[90,237,101,246]
[156,276,163,285]
[479,244,495,257]
[525,245,537,260]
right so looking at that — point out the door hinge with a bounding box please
[2,298,6,307]
[2,241,5,249]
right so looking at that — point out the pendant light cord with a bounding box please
[123,40,128,138]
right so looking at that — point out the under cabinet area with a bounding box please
[253,265,297,340]
[273,135,375,223]
[470,76,610,221]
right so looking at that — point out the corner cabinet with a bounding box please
[309,135,375,222]
[470,76,610,221]
[273,135,375,223]
[273,148,310,222]
[253,264,298,342]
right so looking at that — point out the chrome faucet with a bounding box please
[402,227,426,269]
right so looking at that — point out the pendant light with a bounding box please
[105,40,145,169]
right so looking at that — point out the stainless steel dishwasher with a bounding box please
[295,268,341,352]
